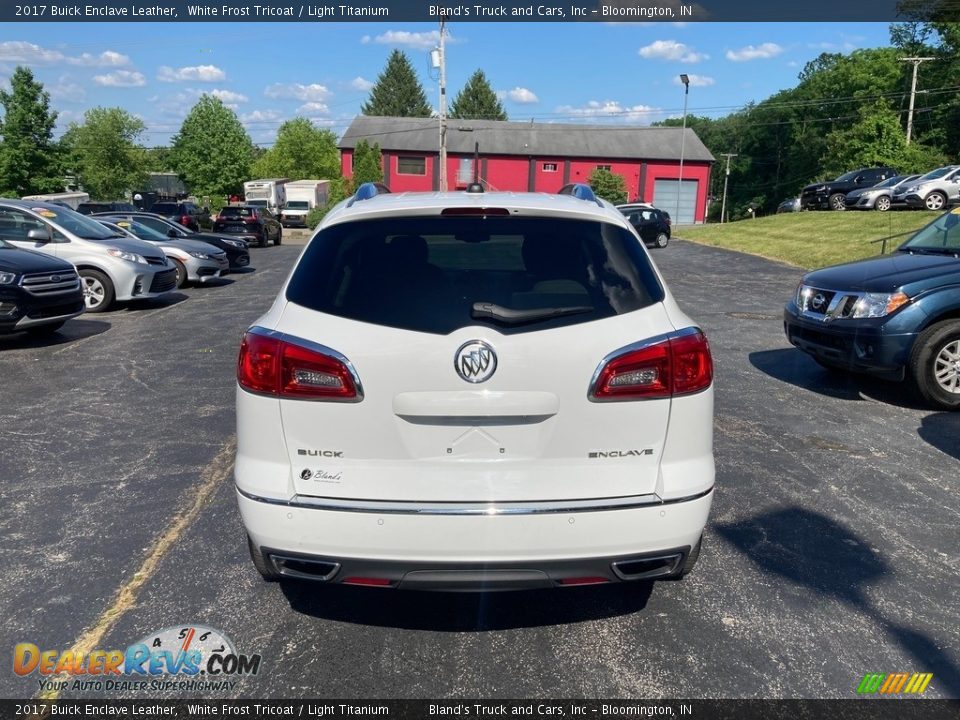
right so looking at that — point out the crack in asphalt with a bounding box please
[34,437,237,702]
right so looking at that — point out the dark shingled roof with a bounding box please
[339,116,715,163]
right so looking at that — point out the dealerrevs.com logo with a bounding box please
[14,624,261,694]
[856,672,933,695]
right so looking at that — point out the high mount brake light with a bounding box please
[590,330,713,401]
[238,331,360,401]
[440,207,511,216]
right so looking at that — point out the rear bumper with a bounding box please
[236,486,713,590]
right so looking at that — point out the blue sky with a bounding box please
[1,22,892,146]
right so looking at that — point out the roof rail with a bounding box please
[347,182,391,207]
[558,183,602,206]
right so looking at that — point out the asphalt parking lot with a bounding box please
[0,238,957,700]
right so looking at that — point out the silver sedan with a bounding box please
[97,219,228,288]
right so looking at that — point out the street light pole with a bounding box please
[676,74,690,225]
[720,152,737,224]
[438,14,448,191]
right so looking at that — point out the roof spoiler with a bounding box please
[558,183,602,207]
[347,182,391,207]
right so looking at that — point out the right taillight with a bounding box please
[237,330,361,401]
[590,330,712,401]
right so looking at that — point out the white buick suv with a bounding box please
[235,183,714,591]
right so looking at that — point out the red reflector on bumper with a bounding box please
[341,577,392,587]
[558,576,611,586]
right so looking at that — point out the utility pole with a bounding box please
[900,56,934,145]
[438,14,448,191]
[676,74,690,225]
[719,153,737,224]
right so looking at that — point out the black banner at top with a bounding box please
[3,0,960,23]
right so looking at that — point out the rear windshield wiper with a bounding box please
[471,302,593,324]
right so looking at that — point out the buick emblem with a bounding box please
[455,340,497,383]
[811,293,827,310]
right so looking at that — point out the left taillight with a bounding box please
[590,330,712,401]
[237,331,361,401]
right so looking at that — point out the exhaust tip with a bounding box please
[611,553,683,581]
[270,555,340,582]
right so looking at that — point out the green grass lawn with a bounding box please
[677,211,941,269]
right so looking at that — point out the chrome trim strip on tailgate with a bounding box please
[236,486,713,515]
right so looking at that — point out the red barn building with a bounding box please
[339,116,715,224]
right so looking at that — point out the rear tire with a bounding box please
[907,320,960,410]
[654,232,669,249]
[247,535,280,581]
[79,269,114,313]
[674,535,702,579]
[274,228,282,246]
[259,231,268,249]
[875,196,891,212]
[172,259,188,288]
[829,193,846,211]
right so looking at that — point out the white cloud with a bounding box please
[555,100,661,123]
[0,41,65,64]
[240,109,283,123]
[673,74,714,87]
[157,64,226,82]
[210,88,248,104]
[296,101,330,116]
[264,82,331,102]
[0,42,130,67]
[725,43,784,62]
[638,40,707,64]
[361,30,461,50]
[48,76,86,103]
[71,50,131,67]
[351,76,374,91]
[94,70,146,87]
[502,87,539,104]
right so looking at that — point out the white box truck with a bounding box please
[280,180,330,228]
[21,191,89,210]
[243,179,289,214]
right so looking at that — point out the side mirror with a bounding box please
[27,228,51,242]
[167,228,179,238]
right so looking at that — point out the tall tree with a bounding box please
[169,95,253,197]
[0,66,62,196]
[252,117,340,179]
[449,70,507,120]
[361,50,432,117]
[61,107,148,199]
[351,139,383,185]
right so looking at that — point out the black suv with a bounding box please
[0,238,85,336]
[213,205,282,248]
[617,204,672,249]
[784,208,960,409]
[149,201,210,231]
[800,167,898,211]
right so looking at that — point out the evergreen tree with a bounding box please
[352,139,383,185]
[449,70,507,121]
[169,95,253,197]
[361,50,432,117]
[61,107,148,199]
[0,66,62,196]
[252,117,339,179]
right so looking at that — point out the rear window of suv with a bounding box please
[286,215,664,335]
[150,203,178,214]
[219,207,255,218]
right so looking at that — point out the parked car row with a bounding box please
[794,164,960,212]
[0,199,275,338]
